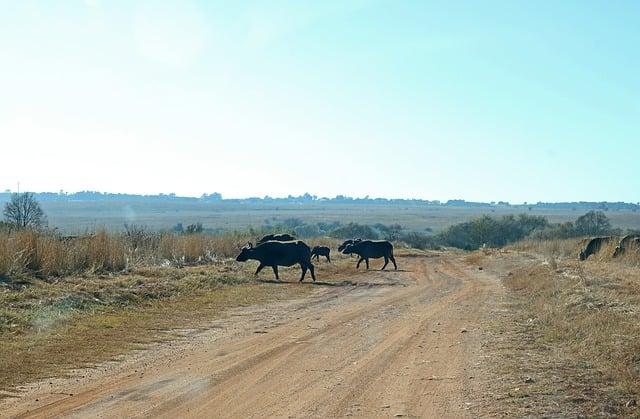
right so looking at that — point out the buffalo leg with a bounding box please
[381,256,389,270]
[326,254,331,263]
[255,263,266,276]
[390,255,398,270]
[365,258,370,270]
[299,264,307,282]
[272,265,279,280]
[308,262,316,281]
[356,257,364,269]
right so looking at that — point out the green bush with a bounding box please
[439,214,548,250]
[400,232,439,250]
[329,223,379,239]
[294,224,322,237]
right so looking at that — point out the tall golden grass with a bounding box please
[0,228,348,279]
[494,235,640,412]
[0,229,257,278]
[509,236,640,266]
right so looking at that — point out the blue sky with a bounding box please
[1,0,638,202]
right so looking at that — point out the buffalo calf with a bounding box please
[310,246,331,262]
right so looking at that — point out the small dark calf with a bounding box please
[257,233,296,244]
[310,246,331,262]
[236,240,315,282]
[579,236,614,261]
[342,240,397,270]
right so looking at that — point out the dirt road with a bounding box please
[4,253,502,418]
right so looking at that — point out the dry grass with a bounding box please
[478,239,640,416]
[511,236,640,266]
[0,230,260,279]
[508,237,587,258]
[0,230,349,281]
[0,246,359,397]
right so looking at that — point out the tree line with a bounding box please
[1,193,629,252]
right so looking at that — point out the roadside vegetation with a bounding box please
[0,230,356,397]
[3,193,639,413]
[472,232,640,416]
[0,262,316,396]
[0,193,359,397]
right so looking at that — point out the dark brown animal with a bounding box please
[310,246,331,262]
[579,236,614,261]
[236,240,315,282]
[342,240,397,270]
[257,233,296,244]
[613,234,640,258]
[338,239,361,253]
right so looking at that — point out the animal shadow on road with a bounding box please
[256,279,356,287]
[256,279,404,287]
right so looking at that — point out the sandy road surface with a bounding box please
[4,253,501,418]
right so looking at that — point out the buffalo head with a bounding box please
[236,242,254,262]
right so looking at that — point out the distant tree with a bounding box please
[281,217,305,229]
[3,192,47,229]
[293,224,321,237]
[329,223,379,240]
[574,211,612,236]
[373,223,403,241]
[201,192,222,201]
[528,221,578,240]
[173,222,184,233]
[185,222,203,234]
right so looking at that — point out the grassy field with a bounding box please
[0,246,358,398]
[25,200,640,234]
[475,239,640,416]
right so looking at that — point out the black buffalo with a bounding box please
[579,236,614,261]
[257,233,296,244]
[613,235,640,258]
[338,239,361,254]
[342,240,397,270]
[310,246,331,262]
[236,240,316,282]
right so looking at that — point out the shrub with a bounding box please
[400,232,439,250]
[294,224,322,237]
[574,210,612,236]
[374,223,403,241]
[439,214,548,250]
[329,223,379,240]
[528,211,620,241]
[529,222,579,240]
[185,223,203,234]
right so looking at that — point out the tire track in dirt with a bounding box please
[5,253,502,418]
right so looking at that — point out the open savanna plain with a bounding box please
[3,241,640,417]
[21,200,640,234]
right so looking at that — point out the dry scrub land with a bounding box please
[0,232,355,398]
[473,240,640,417]
[3,235,640,417]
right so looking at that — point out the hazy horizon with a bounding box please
[2,1,639,202]
[3,188,640,206]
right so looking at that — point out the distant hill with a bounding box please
[0,191,637,211]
